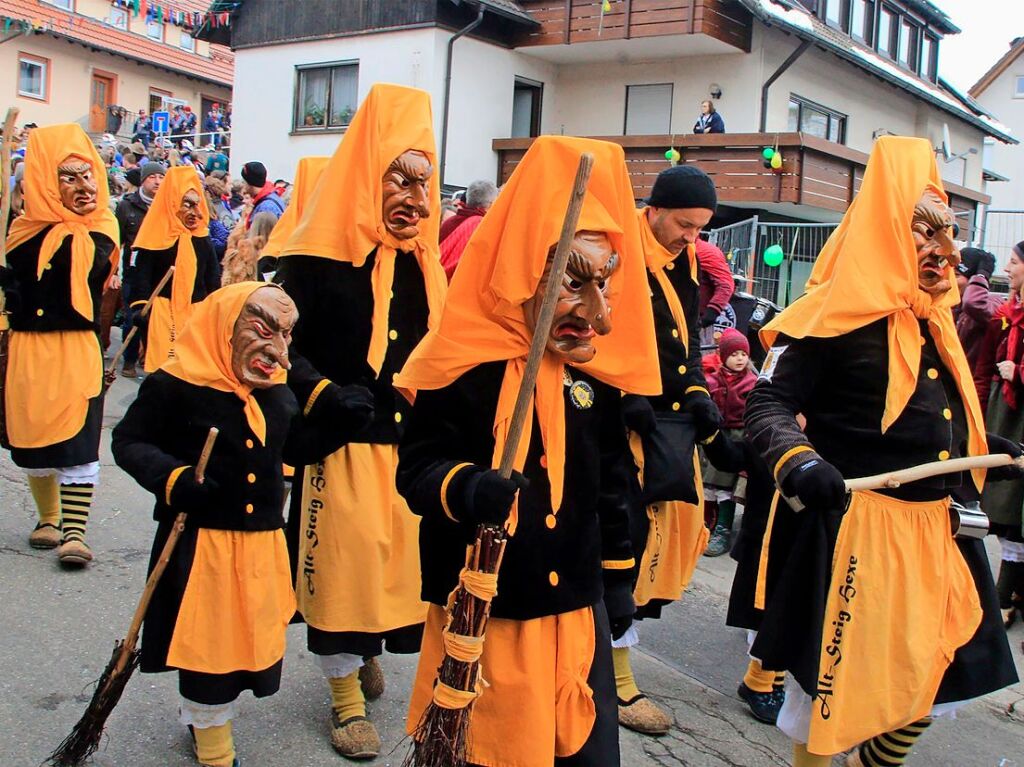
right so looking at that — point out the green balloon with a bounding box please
[763,244,784,267]
[762,147,775,160]
[664,148,681,163]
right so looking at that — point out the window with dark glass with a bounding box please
[898,19,918,70]
[921,34,938,80]
[787,95,847,144]
[851,0,873,44]
[293,61,359,131]
[877,5,897,59]
[511,77,543,138]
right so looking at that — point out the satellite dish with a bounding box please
[941,124,952,162]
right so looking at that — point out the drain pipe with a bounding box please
[440,4,485,187]
[759,39,813,132]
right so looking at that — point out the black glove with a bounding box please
[459,469,529,527]
[700,306,720,328]
[976,251,996,281]
[703,430,746,473]
[168,466,221,511]
[985,433,1024,482]
[0,266,21,314]
[604,582,635,641]
[685,396,723,443]
[781,456,846,511]
[609,613,633,641]
[324,383,375,436]
[130,306,148,332]
[621,395,656,437]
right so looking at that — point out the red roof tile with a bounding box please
[0,0,233,87]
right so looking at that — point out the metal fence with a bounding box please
[980,209,1024,273]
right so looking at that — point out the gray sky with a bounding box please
[936,0,1024,91]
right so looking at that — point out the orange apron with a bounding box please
[144,296,179,373]
[803,491,981,755]
[295,442,427,633]
[409,604,596,767]
[629,433,708,606]
[167,528,295,674]
[6,329,101,448]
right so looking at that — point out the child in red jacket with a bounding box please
[702,328,757,557]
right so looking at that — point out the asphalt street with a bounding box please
[1,359,1022,767]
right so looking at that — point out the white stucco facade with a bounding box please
[975,57,1024,210]
[231,24,988,193]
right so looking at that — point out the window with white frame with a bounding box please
[147,20,163,41]
[108,7,128,30]
[624,83,673,135]
[1016,75,1024,98]
[294,61,359,131]
[179,31,195,51]
[42,0,73,9]
[787,95,847,144]
[18,54,48,101]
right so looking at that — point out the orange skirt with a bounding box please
[145,296,194,373]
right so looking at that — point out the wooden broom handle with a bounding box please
[105,265,175,377]
[843,453,1022,492]
[0,107,18,271]
[116,427,219,669]
[497,153,594,478]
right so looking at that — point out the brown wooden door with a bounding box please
[89,74,114,133]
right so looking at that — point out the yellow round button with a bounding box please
[545,514,557,529]
[245,503,254,514]
[919,336,925,345]
[942,408,951,420]
[247,473,256,484]
[938,450,950,461]
[539,454,548,469]
[671,329,679,338]
[388,329,399,341]
[671,402,681,411]
[548,571,559,587]
[245,439,254,449]
[927,368,938,380]
[35,308,44,316]
[394,412,403,423]
[44,263,52,271]
[665,262,675,271]
[677,365,687,375]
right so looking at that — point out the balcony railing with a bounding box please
[515,0,753,51]
[492,132,989,235]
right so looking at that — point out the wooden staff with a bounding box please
[104,265,174,385]
[844,453,1023,492]
[49,427,219,767]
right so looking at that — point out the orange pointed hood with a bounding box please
[262,156,329,258]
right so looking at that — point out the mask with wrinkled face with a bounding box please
[913,188,960,297]
[230,286,298,390]
[523,231,619,365]
[381,150,433,240]
[57,156,98,215]
[176,189,203,231]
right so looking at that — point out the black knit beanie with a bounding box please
[647,165,717,212]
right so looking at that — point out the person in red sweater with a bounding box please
[697,238,735,326]
[702,328,756,557]
[438,179,497,281]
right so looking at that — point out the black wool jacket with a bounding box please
[112,371,335,531]
[127,236,220,308]
[274,250,430,445]
[397,362,635,621]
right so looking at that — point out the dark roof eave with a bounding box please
[44,29,232,89]
[474,0,540,26]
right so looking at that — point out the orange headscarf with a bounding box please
[637,209,698,350]
[280,83,447,374]
[395,136,661,516]
[760,136,986,488]
[133,165,209,325]
[162,282,287,446]
[262,156,330,258]
[6,124,120,321]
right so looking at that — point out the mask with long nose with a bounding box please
[381,149,432,240]
[914,188,960,297]
[230,286,298,389]
[524,231,619,365]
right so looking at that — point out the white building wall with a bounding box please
[975,63,1024,210]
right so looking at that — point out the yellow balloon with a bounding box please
[770,152,783,169]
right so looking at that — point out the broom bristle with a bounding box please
[48,641,141,767]
[403,702,471,767]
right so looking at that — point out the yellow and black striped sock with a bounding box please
[774,671,786,691]
[742,658,776,693]
[27,474,60,527]
[860,718,932,766]
[59,483,94,543]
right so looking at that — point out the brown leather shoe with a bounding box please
[617,694,671,736]
[57,539,93,567]
[121,362,137,378]
[358,657,384,701]
[330,713,380,760]
[29,523,61,549]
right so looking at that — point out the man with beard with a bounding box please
[128,165,220,373]
[744,136,1019,767]
[396,135,660,767]
[1,124,119,566]
[615,164,724,735]
[112,283,337,767]
[274,83,447,760]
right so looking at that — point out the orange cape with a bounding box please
[133,165,210,325]
[262,156,329,258]
[280,83,447,374]
[395,135,661,516]
[6,124,120,321]
[162,282,287,446]
[760,135,986,488]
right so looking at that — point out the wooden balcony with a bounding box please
[515,0,753,52]
[492,132,989,232]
